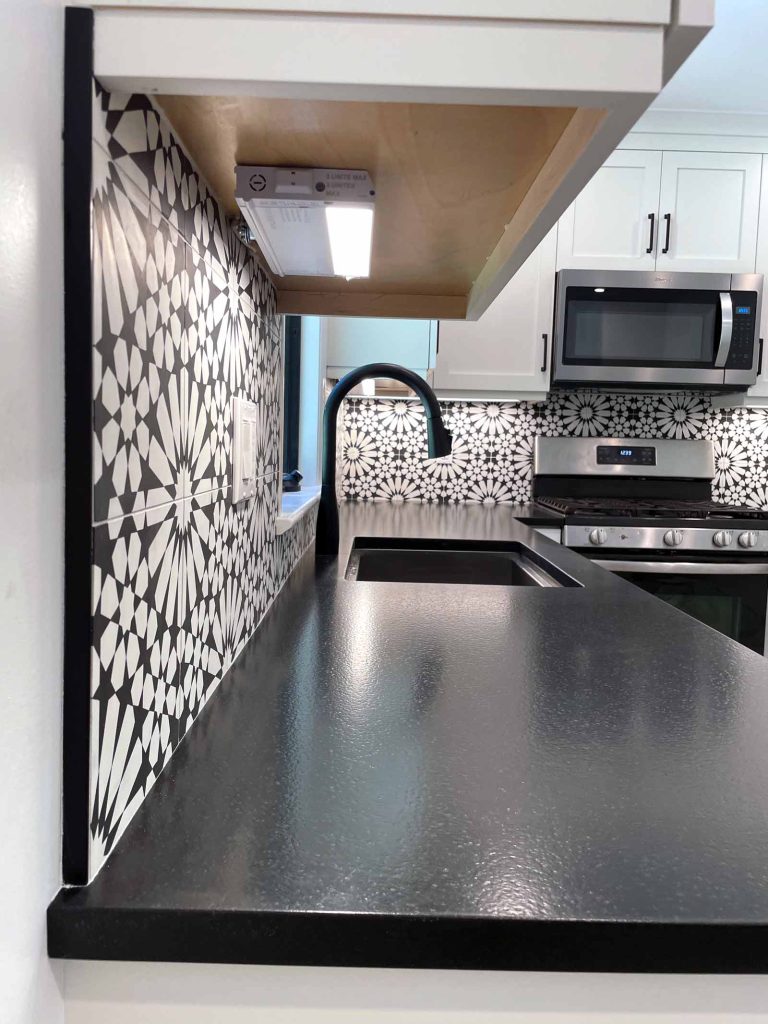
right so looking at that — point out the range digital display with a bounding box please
[596,445,656,466]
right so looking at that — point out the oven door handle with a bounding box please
[714,291,733,368]
[593,559,768,575]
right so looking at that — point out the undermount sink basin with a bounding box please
[345,538,579,588]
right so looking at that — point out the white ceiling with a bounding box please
[652,0,768,112]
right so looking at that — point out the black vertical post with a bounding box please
[283,315,302,477]
[62,6,94,884]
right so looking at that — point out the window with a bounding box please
[276,316,325,533]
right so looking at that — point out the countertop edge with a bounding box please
[47,897,768,973]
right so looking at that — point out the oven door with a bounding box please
[593,559,768,656]
[553,270,758,389]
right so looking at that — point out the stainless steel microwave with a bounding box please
[552,270,763,390]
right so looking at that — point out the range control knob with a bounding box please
[738,530,759,549]
[588,528,608,546]
[663,529,684,547]
[713,530,733,548]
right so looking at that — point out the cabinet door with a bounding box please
[324,317,437,378]
[556,150,662,270]
[655,152,762,273]
[433,227,556,395]
[743,154,768,399]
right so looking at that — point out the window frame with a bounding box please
[282,314,302,480]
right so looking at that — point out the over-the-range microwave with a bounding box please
[551,270,763,390]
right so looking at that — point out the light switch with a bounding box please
[242,418,253,481]
[232,396,259,503]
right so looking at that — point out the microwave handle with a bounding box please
[714,291,733,368]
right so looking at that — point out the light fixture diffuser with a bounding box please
[326,206,374,280]
[235,166,375,280]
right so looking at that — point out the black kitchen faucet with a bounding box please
[315,363,453,559]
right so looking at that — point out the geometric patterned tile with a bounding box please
[91,501,182,721]
[176,476,282,739]
[275,503,318,588]
[186,172,230,278]
[89,695,175,877]
[184,255,235,495]
[177,489,229,735]
[340,392,768,510]
[92,156,186,522]
[257,332,285,482]
[88,82,310,879]
[93,85,196,238]
[187,175,276,321]
[184,249,280,494]
[184,373,232,497]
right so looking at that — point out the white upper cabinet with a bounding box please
[655,152,762,273]
[557,151,662,271]
[559,149,762,275]
[756,153,768,370]
[324,317,437,379]
[433,227,557,397]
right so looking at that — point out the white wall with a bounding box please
[64,961,768,1023]
[0,0,66,1021]
[652,0,768,114]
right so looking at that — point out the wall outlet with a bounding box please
[232,396,259,504]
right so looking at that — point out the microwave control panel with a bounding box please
[725,292,758,370]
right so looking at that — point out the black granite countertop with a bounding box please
[49,502,768,972]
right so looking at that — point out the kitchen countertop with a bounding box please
[48,502,768,972]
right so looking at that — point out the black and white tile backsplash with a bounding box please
[89,87,314,876]
[340,393,768,508]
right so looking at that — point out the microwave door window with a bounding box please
[563,291,718,367]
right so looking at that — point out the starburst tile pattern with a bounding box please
[94,87,197,237]
[92,153,187,522]
[177,489,229,735]
[275,504,319,587]
[88,85,313,878]
[185,253,281,495]
[90,501,182,874]
[89,697,176,876]
[340,393,768,509]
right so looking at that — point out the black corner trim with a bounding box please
[62,6,94,885]
[282,315,301,476]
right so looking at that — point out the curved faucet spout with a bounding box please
[315,363,453,560]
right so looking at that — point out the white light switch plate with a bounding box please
[232,396,259,504]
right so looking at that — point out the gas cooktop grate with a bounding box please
[537,497,768,520]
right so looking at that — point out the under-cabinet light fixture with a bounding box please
[235,166,375,280]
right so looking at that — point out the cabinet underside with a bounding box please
[158,94,605,319]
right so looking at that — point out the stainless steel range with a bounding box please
[533,437,768,655]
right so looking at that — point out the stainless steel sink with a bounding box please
[345,538,578,588]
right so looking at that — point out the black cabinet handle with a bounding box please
[759,337,764,376]
[646,212,655,254]
[541,333,548,373]
[662,212,671,254]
